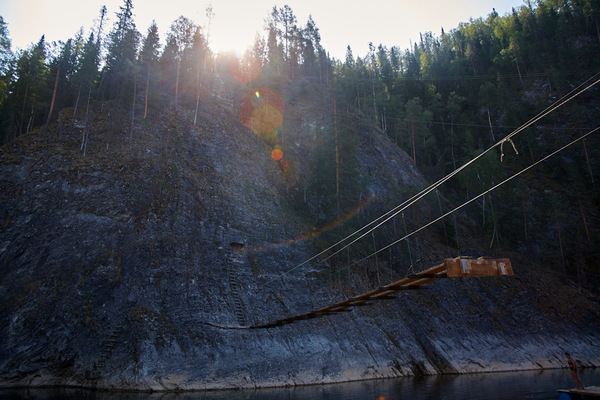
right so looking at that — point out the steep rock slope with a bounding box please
[0,82,599,390]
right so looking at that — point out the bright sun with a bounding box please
[204,4,265,57]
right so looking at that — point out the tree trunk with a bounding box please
[410,120,416,163]
[583,138,595,187]
[175,61,180,107]
[486,106,495,143]
[371,77,377,126]
[554,211,566,275]
[488,194,500,249]
[522,197,528,241]
[194,91,200,125]
[130,76,136,140]
[402,212,413,269]
[26,105,35,134]
[482,194,486,227]
[436,190,451,253]
[81,85,92,157]
[579,196,590,242]
[450,115,457,170]
[334,98,340,216]
[372,231,380,286]
[44,66,60,136]
[194,53,202,125]
[19,84,29,135]
[453,213,461,254]
[73,81,83,127]
[144,70,149,119]
[515,56,524,87]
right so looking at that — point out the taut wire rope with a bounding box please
[266,73,600,284]
[332,125,600,276]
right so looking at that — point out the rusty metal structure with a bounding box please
[207,256,513,330]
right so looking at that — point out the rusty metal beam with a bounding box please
[206,256,513,330]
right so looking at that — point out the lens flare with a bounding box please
[239,86,285,138]
[229,57,261,84]
[271,147,283,161]
[243,193,377,253]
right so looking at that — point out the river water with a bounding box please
[2,368,599,400]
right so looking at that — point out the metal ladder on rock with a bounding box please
[227,243,247,326]
[92,325,124,376]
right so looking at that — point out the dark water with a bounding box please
[1,369,598,400]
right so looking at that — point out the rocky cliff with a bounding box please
[0,79,599,390]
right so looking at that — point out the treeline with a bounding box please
[4,0,598,156]
[329,0,600,282]
[336,0,600,178]
[0,0,599,280]
[0,1,333,144]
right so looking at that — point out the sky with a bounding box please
[0,0,526,60]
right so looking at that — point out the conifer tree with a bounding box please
[161,16,197,105]
[73,31,101,154]
[275,5,297,62]
[265,22,284,77]
[0,16,13,144]
[139,21,160,118]
[104,0,140,104]
[302,15,320,78]
[192,26,208,124]
[13,36,47,136]
[0,16,12,77]
[368,42,378,125]
[44,38,78,131]
[251,33,266,68]
[72,6,104,121]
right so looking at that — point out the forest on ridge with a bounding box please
[0,0,599,285]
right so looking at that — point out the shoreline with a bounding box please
[1,366,596,393]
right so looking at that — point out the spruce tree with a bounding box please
[104,0,140,104]
[139,21,160,118]
[0,16,13,144]
[0,16,12,77]
[13,36,47,136]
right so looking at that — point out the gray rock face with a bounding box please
[0,91,599,391]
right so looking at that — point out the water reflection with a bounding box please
[2,369,599,400]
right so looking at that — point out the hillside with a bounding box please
[0,75,599,390]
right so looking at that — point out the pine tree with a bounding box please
[13,36,47,136]
[265,21,284,77]
[368,42,379,125]
[104,0,140,104]
[251,33,266,68]
[0,16,12,77]
[161,16,198,105]
[404,97,433,166]
[44,38,79,132]
[73,31,101,153]
[72,5,105,122]
[0,16,13,144]
[302,15,319,78]
[139,21,160,118]
[278,5,297,62]
[191,26,208,124]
